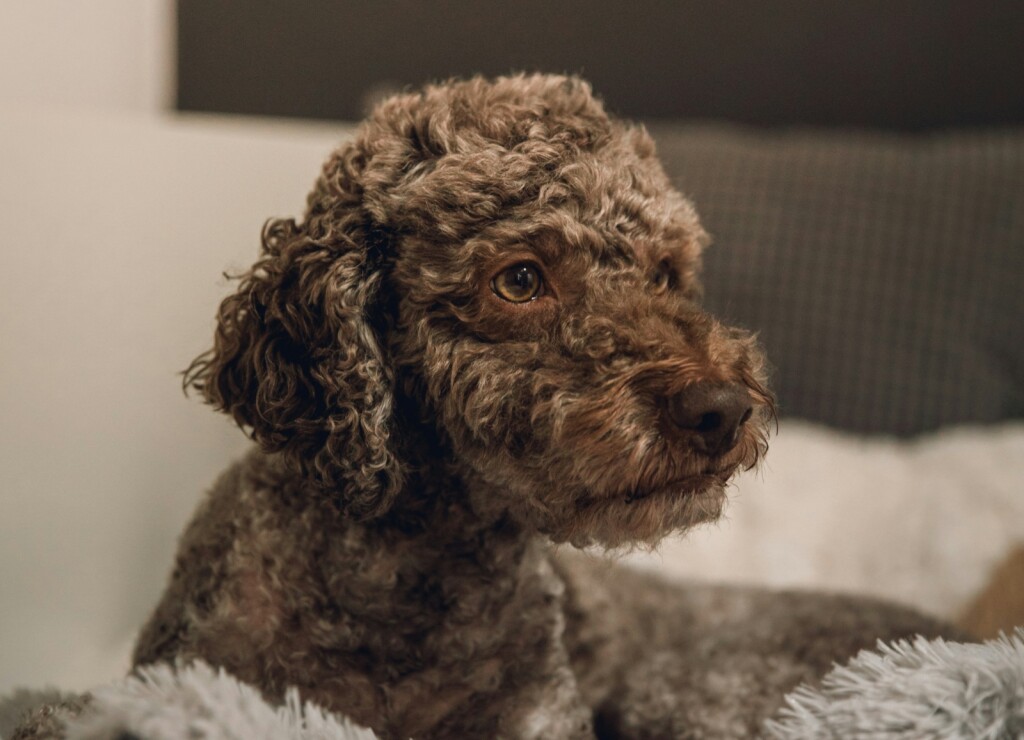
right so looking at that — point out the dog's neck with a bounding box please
[305,379,556,669]
[313,444,545,654]
[380,455,537,578]
[386,377,530,538]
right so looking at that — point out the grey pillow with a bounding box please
[651,125,1024,435]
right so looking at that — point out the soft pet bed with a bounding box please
[4,630,1022,739]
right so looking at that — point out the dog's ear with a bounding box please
[185,143,402,519]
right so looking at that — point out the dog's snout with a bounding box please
[666,382,753,457]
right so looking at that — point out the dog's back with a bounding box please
[554,550,961,737]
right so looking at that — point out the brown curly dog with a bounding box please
[125,75,953,739]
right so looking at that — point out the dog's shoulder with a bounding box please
[132,447,338,667]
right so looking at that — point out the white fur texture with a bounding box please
[629,421,1024,619]
[765,628,1024,739]
[63,661,377,740]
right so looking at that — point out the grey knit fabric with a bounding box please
[651,125,1024,435]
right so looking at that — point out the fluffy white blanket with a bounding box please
[766,628,1024,739]
[0,662,378,740]
[628,421,1024,620]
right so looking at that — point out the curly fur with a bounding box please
[183,73,771,535]
[112,74,957,740]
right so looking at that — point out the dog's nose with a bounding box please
[666,382,753,457]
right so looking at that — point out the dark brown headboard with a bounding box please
[177,0,1024,128]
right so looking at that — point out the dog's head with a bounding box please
[188,74,773,546]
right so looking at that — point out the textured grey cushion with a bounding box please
[652,125,1024,435]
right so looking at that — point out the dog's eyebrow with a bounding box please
[584,225,648,268]
[524,223,638,269]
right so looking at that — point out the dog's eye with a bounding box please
[652,259,675,295]
[492,264,543,303]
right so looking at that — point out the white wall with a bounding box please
[0,3,353,695]
[0,1,174,113]
[0,107,350,694]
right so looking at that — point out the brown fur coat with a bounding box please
[22,75,958,739]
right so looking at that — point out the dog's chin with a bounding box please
[547,475,730,549]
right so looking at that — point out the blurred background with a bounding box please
[1,0,1022,697]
